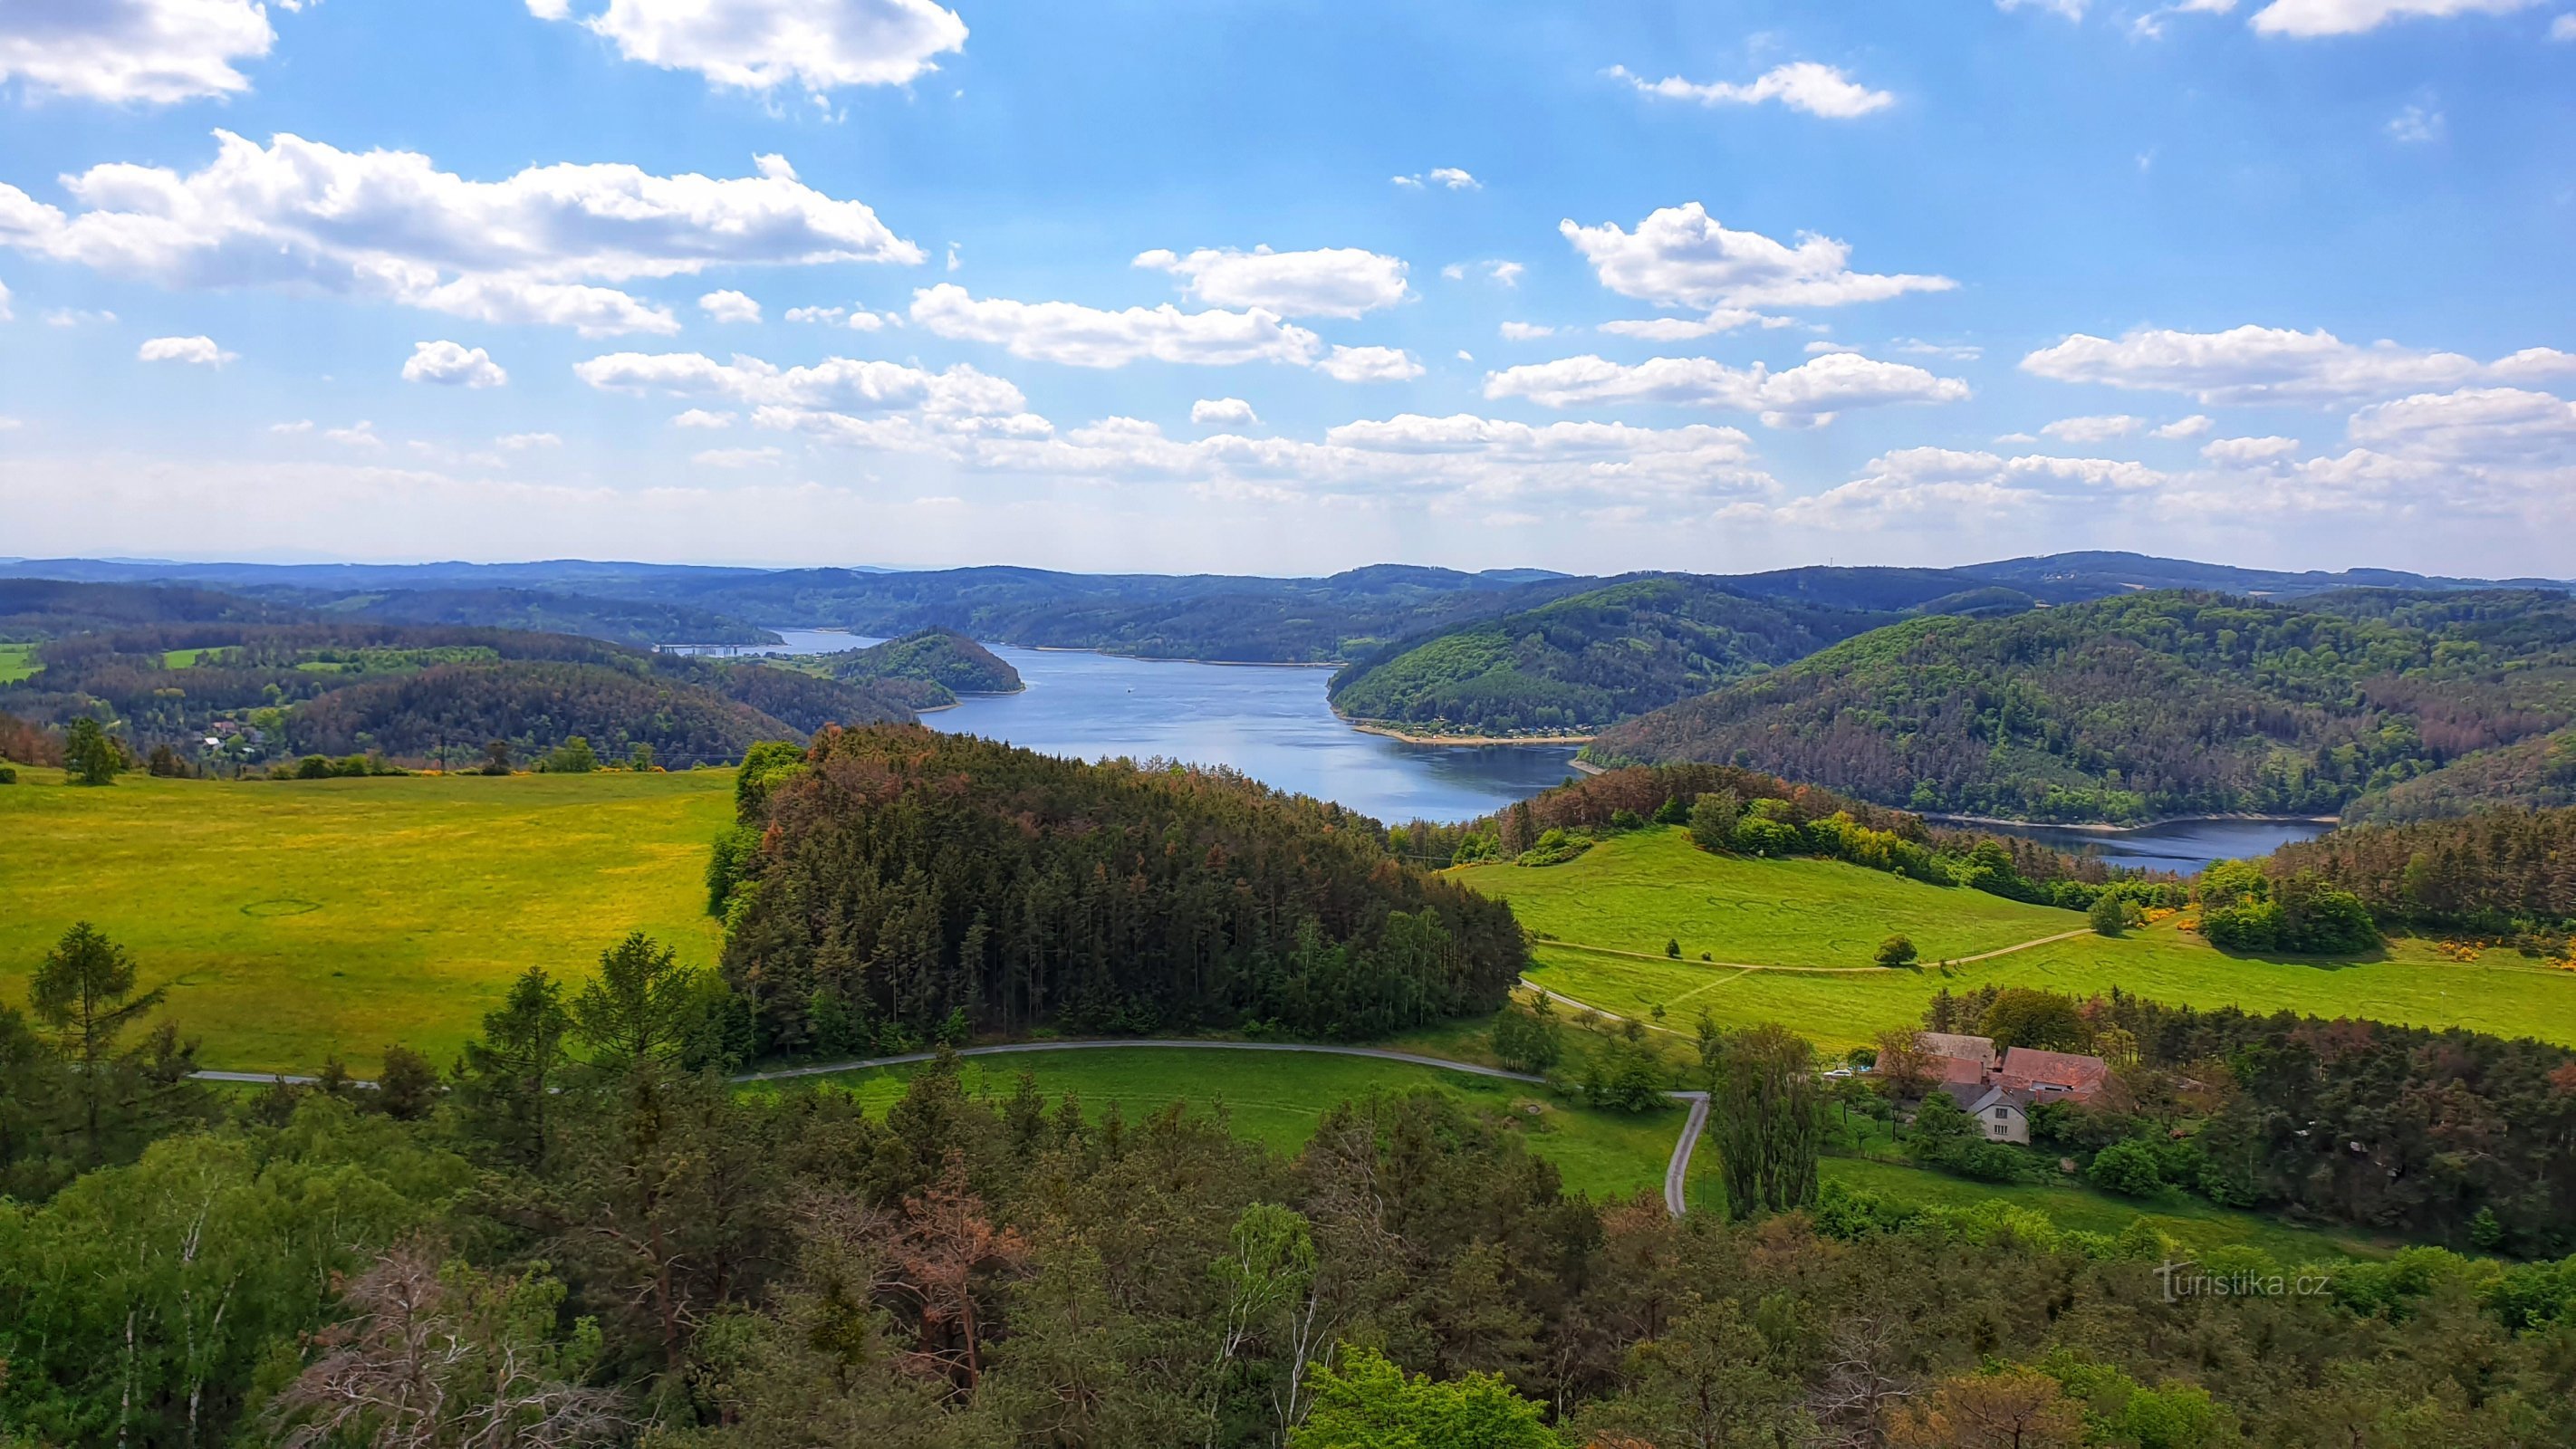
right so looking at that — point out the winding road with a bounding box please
[196,1038,1715,1218]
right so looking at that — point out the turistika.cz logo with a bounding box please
[2155,1260,2331,1303]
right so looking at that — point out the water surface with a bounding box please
[1966,817,2332,873]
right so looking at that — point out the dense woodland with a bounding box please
[0,619,914,769]
[715,726,1529,1051]
[277,585,780,648]
[2264,805,2576,932]
[1587,590,2576,822]
[1326,576,1896,737]
[5,925,2576,1447]
[815,628,1025,704]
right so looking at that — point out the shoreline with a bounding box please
[1341,719,1595,748]
[1020,645,1341,668]
[1925,811,2341,834]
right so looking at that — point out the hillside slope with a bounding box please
[1326,576,1895,737]
[1586,590,2576,822]
[816,627,1024,702]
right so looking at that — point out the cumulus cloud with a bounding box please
[2201,435,2302,462]
[1760,445,2177,529]
[1561,203,1953,313]
[2385,104,2445,143]
[908,283,1323,369]
[783,303,891,330]
[2249,0,2538,36]
[0,0,278,105]
[2039,414,2144,443]
[671,408,735,428]
[2019,324,2571,405]
[1997,0,2089,17]
[699,289,763,323]
[2151,414,2215,438]
[1315,345,1425,383]
[574,348,1029,420]
[691,446,785,468]
[1596,311,1773,341]
[529,0,967,92]
[1483,350,1971,427]
[1607,62,1894,119]
[1190,398,1258,427]
[325,421,382,448]
[497,431,562,449]
[1132,245,1409,319]
[2344,387,2576,461]
[138,333,232,365]
[0,131,920,337]
[401,340,509,388]
[0,277,9,321]
[1499,322,1556,341]
[1391,168,1479,189]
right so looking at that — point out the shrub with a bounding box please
[2087,1139,2165,1197]
[1687,790,1741,852]
[1875,935,1918,969]
[2089,892,2128,936]
[1490,1007,1564,1075]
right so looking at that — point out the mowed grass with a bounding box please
[1488,828,2576,1052]
[0,644,39,684]
[1819,1156,2379,1262]
[749,1045,1709,1207]
[0,766,734,1074]
[1453,827,2080,966]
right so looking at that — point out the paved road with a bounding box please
[194,1038,1713,1218]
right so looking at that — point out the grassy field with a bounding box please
[1453,827,2080,966]
[1818,1156,2377,1262]
[0,644,38,684]
[749,1045,1710,1206]
[0,766,734,1074]
[1484,827,2576,1051]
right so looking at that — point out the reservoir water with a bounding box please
[1963,817,2332,874]
[758,630,1581,824]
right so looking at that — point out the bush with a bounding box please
[2087,1139,2166,1197]
[0,765,17,784]
[2089,892,2128,936]
[1687,790,1741,852]
[543,735,601,774]
[1490,1007,1564,1075]
[1875,935,1918,969]
[1516,827,1591,867]
[1734,816,1802,858]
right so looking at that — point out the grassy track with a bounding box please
[0,766,733,1073]
[744,1044,1708,1206]
[1818,1156,2377,1262]
[1483,828,2576,1051]
[0,644,39,684]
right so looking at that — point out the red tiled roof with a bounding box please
[1998,1047,2110,1098]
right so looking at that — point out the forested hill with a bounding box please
[284,586,779,649]
[1325,575,1898,738]
[1584,590,2576,823]
[715,724,1528,1051]
[0,620,914,767]
[815,627,1024,702]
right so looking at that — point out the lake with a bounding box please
[1964,816,2333,874]
[760,630,1581,824]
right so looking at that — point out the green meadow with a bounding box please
[0,765,733,1074]
[1475,827,2576,1051]
[0,644,39,684]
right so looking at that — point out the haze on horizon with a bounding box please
[1,0,2571,578]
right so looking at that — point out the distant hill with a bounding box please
[1325,576,1896,738]
[815,628,1023,704]
[287,586,779,649]
[0,579,302,639]
[1585,590,2576,822]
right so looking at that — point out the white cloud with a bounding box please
[2039,414,2144,442]
[2345,387,2576,460]
[1761,445,2180,529]
[1998,0,2089,17]
[1316,346,1426,383]
[575,347,1029,417]
[401,340,508,388]
[784,303,891,330]
[2201,435,2302,462]
[497,431,562,449]
[1607,62,1894,120]
[2132,0,2239,39]
[0,278,8,321]
[137,333,232,365]
[1561,203,1955,312]
[44,307,117,327]
[2151,414,2215,438]
[2249,0,2538,36]
[2385,104,2444,143]
[1487,261,1524,288]
[699,289,763,323]
[1483,350,1970,427]
[324,421,382,449]
[0,0,278,105]
[1391,168,1479,190]
[1190,398,1258,427]
[1597,311,1770,341]
[909,283,1322,369]
[692,446,785,468]
[1499,321,1556,341]
[0,131,919,337]
[530,0,966,92]
[268,419,312,435]
[2019,325,2567,404]
[2555,12,2576,36]
[671,408,735,428]
[1132,245,1409,319]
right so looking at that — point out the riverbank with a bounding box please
[1925,811,2341,833]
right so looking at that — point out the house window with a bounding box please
[1994,1108,2010,1119]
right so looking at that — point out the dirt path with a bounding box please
[1538,926,2097,974]
[198,1037,1715,1218]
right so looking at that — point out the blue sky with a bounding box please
[2,0,2571,576]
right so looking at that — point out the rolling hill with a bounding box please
[1585,590,2576,822]
[812,627,1024,705]
[1326,575,1896,738]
